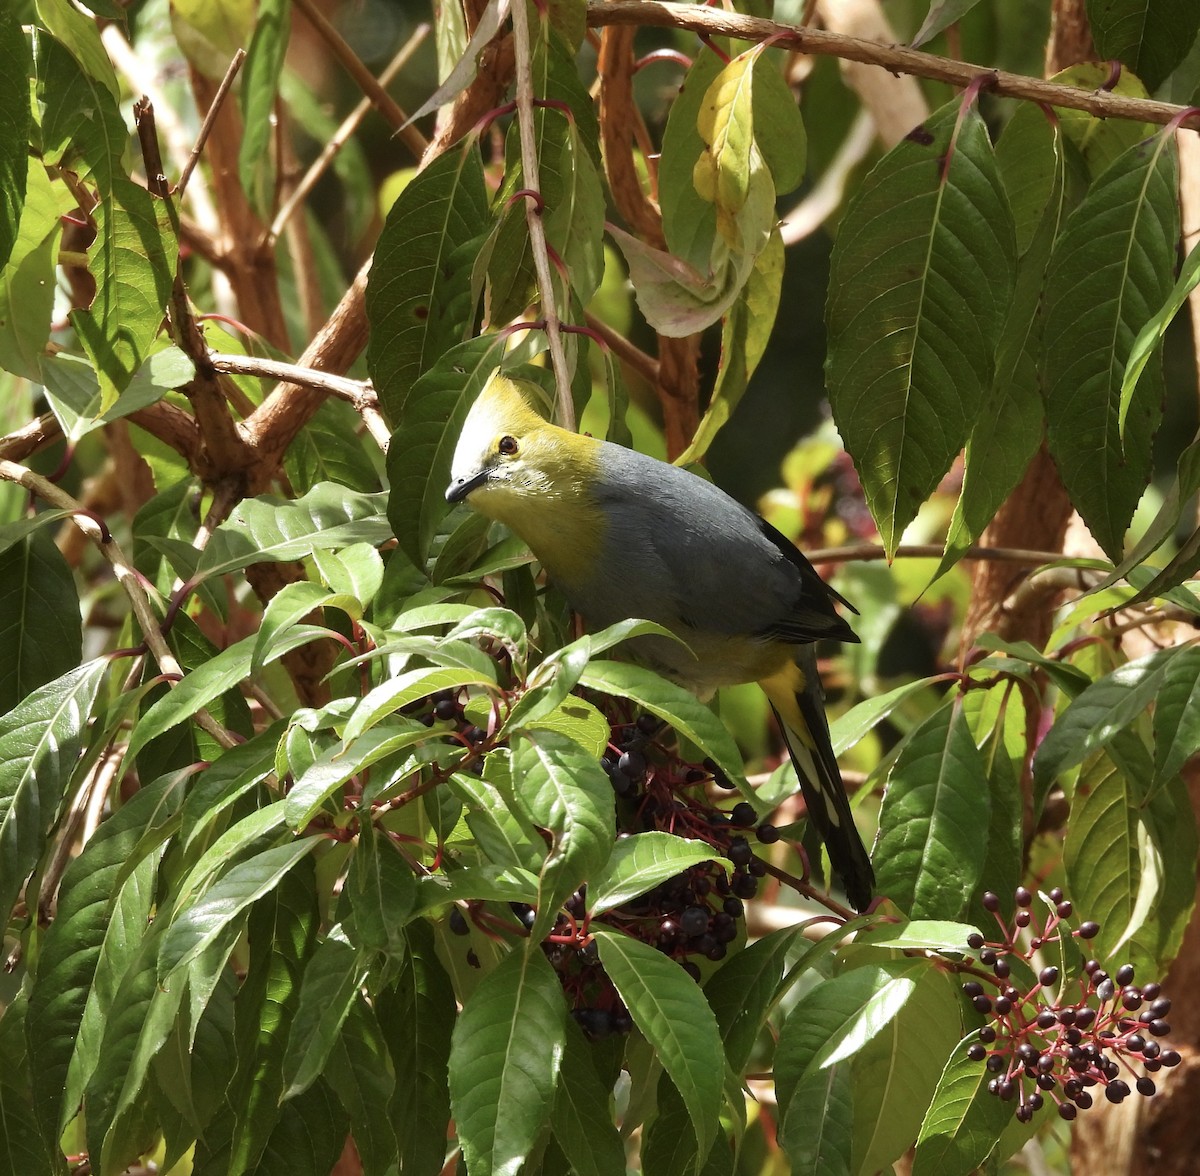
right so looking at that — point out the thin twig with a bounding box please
[510,0,575,429]
[209,351,391,450]
[0,413,63,462]
[808,542,1075,565]
[267,24,430,246]
[583,311,659,385]
[0,459,238,751]
[587,1,1200,132]
[101,23,219,231]
[290,0,429,157]
[178,49,246,199]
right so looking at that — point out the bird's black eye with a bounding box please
[498,435,519,456]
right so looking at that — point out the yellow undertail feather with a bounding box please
[759,651,875,911]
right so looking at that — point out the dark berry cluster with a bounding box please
[438,693,791,1037]
[963,887,1180,1122]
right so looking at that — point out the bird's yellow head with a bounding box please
[445,373,599,520]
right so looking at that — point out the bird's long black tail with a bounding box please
[760,647,875,911]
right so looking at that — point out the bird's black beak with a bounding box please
[445,468,490,504]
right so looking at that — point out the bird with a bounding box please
[445,372,875,911]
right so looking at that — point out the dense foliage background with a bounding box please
[3,0,1200,1172]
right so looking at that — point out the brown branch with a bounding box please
[0,413,62,463]
[290,0,428,158]
[598,26,664,244]
[586,1,1200,132]
[209,352,391,450]
[133,98,260,483]
[240,258,375,483]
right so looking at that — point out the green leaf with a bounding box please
[592,927,723,1163]
[377,921,455,1176]
[850,967,962,1175]
[0,163,63,381]
[449,944,567,1176]
[448,765,546,872]
[221,861,320,1175]
[37,30,125,189]
[578,660,747,792]
[286,397,382,493]
[486,30,604,322]
[912,1041,1012,1176]
[513,730,613,940]
[342,666,496,744]
[84,924,183,1173]
[0,658,108,927]
[1034,647,1175,787]
[27,774,185,1147]
[252,580,346,674]
[659,48,723,272]
[284,715,434,825]
[324,1000,398,1176]
[127,625,328,763]
[1041,131,1178,557]
[873,699,990,920]
[0,6,30,272]
[775,962,927,1088]
[912,0,988,47]
[674,227,784,466]
[826,99,1017,556]
[35,0,121,99]
[0,530,83,714]
[588,833,722,916]
[1063,750,1143,967]
[702,925,805,1074]
[71,175,178,412]
[1153,645,1200,787]
[940,106,1063,574]
[1121,239,1200,438]
[198,482,390,581]
[366,144,490,421]
[281,934,369,1099]
[778,1061,853,1176]
[549,1020,626,1176]
[238,0,290,215]
[1085,0,1200,90]
[344,824,417,955]
[158,838,320,981]
[385,333,511,566]
[0,996,57,1174]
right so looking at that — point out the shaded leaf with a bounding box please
[366,144,490,420]
[1085,0,1200,90]
[592,927,723,1162]
[0,658,108,928]
[238,0,290,215]
[1041,131,1178,557]
[827,99,1017,555]
[158,838,320,980]
[0,6,30,272]
[0,530,83,715]
[449,945,567,1176]
[377,921,455,1176]
[873,700,990,920]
